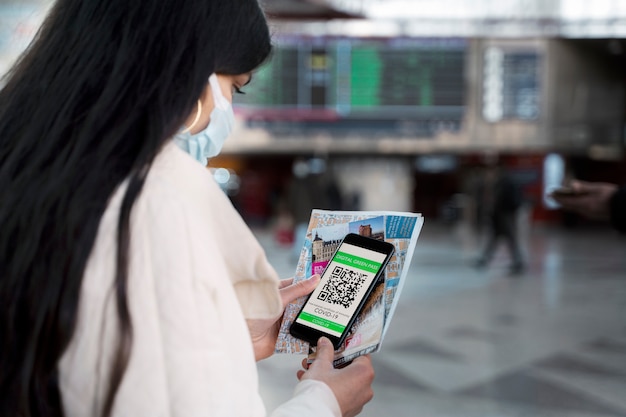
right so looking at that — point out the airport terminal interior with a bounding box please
[1,0,625,416]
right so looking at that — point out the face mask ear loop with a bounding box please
[181,99,202,134]
[208,73,230,109]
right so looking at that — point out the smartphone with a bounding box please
[289,233,395,349]
[551,186,588,196]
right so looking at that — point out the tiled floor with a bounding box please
[254,221,626,417]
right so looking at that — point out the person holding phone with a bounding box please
[551,180,626,233]
[0,1,374,416]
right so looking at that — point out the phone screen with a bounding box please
[294,241,388,339]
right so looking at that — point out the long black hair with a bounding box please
[0,0,271,416]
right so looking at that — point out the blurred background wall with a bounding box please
[2,0,625,227]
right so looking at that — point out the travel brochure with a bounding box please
[275,209,424,367]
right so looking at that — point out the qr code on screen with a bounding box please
[317,266,367,309]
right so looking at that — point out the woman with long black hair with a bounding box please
[0,1,374,416]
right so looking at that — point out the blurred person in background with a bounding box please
[551,180,626,233]
[287,158,343,260]
[0,1,374,416]
[473,161,525,275]
[287,158,318,259]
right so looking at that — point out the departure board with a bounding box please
[235,36,466,137]
[501,53,540,120]
[483,48,541,122]
[350,46,464,108]
[242,47,300,107]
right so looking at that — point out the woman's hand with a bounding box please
[247,275,320,361]
[297,337,375,417]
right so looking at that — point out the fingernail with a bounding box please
[310,274,321,284]
[318,336,330,346]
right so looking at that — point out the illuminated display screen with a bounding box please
[235,37,466,137]
[295,242,387,337]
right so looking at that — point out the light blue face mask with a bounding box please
[174,74,235,165]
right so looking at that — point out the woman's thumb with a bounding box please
[280,275,320,306]
[313,337,336,364]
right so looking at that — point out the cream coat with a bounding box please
[59,143,340,417]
